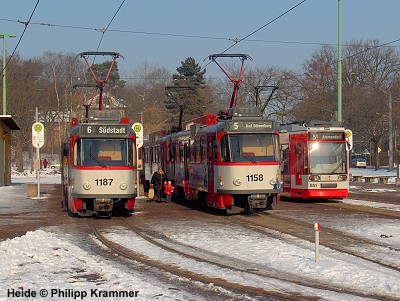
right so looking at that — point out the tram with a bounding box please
[62,110,137,216]
[143,106,281,214]
[62,51,137,217]
[279,121,352,199]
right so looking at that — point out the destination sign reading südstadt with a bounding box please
[80,125,127,135]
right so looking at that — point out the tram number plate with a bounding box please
[95,178,114,186]
[246,174,264,181]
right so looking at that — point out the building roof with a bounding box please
[0,115,21,130]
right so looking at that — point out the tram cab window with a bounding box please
[309,142,346,174]
[77,138,134,167]
[221,134,280,163]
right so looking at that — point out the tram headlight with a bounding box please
[83,182,91,190]
[269,178,277,185]
[120,182,127,190]
[309,175,320,181]
[233,178,242,186]
[338,175,347,181]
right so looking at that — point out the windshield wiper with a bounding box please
[89,151,106,168]
[330,162,344,174]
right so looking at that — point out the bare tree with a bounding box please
[7,55,43,171]
[343,40,400,168]
[121,62,173,133]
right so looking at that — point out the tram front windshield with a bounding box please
[220,134,280,163]
[76,138,134,167]
[309,142,346,174]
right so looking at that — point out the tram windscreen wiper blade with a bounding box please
[242,155,256,163]
[330,162,343,174]
[89,152,106,168]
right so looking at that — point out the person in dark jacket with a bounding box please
[150,167,168,202]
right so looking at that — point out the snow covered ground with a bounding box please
[0,168,399,300]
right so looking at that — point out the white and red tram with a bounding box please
[62,110,137,217]
[143,107,281,214]
[279,121,352,199]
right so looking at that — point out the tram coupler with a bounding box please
[248,194,267,209]
[94,199,113,213]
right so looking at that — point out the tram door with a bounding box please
[206,137,215,205]
[183,143,190,197]
[294,141,305,186]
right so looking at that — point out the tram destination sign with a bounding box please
[227,120,274,133]
[309,132,344,141]
[80,124,128,136]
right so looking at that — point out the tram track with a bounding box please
[316,200,400,219]
[88,217,397,301]
[235,210,400,273]
[88,218,294,301]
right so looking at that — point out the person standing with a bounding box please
[42,158,48,169]
[150,167,168,202]
[163,181,174,203]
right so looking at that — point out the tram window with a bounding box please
[80,139,133,167]
[213,139,218,162]
[207,140,213,162]
[196,140,201,162]
[74,139,80,166]
[309,142,346,174]
[282,148,289,174]
[190,143,196,162]
[229,134,280,163]
[168,143,175,162]
[304,144,308,174]
[185,143,190,159]
[201,140,207,162]
[178,144,182,162]
[220,135,230,162]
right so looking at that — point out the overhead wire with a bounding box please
[2,0,40,73]
[202,0,308,71]
[1,1,400,73]
[94,0,126,53]
[1,15,399,52]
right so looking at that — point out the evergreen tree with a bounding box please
[90,61,125,90]
[166,57,211,128]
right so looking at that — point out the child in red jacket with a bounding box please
[163,181,174,203]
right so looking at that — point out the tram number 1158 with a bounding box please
[246,174,264,182]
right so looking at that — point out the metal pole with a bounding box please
[337,0,342,122]
[1,33,16,115]
[388,91,393,171]
[2,33,6,115]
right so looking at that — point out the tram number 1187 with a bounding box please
[246,174,264,182]
[95,178,114,186]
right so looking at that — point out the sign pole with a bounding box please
[32,108,45,198]
[132,123,144,198]
[35,108,40,198]
[136,148,140,197]
[36,146,40,198]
